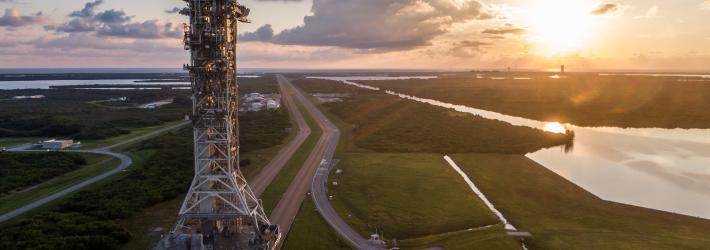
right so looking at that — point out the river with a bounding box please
[310,76,710,220]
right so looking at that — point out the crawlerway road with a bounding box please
[251,76,311,196]
[269,75,339,247]
[0,121,190,224]
[270,75,383,250]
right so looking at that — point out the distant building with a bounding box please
[241,93,280,112]
[42,139,74,149]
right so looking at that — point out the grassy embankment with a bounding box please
[284,78,564,249]
[451,154,710,249]
[0,153,119,215]
[362,73,710,129]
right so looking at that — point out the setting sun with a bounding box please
[524,0,598,54]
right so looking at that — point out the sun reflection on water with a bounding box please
[544,122,568,134]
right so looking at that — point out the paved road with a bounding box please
[270,76,383,249]
[268,75,341,247]
[251,78,311,196]
[0,121,189,224]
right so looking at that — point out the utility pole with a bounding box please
[157,1,280,249]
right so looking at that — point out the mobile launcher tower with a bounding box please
[157,1,280,249]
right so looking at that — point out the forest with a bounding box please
[0,152,87,196]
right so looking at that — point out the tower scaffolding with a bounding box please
[157,1,280,249]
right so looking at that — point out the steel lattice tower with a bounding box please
[157,1,279,249]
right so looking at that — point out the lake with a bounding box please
[313,76,710,220]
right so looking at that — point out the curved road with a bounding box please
[0,121,189,224]
[271,76,382,250]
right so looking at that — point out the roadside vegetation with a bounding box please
[0,152,87,195]
[451,154,710,249]
[362,73,710,129]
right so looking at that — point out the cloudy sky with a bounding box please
[0,0,709,71]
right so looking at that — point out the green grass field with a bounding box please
[451,154,710,249]
[283,198,352,250]
[328,153,500,240]
[0,153,119,215]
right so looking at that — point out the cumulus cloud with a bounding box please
[69,0,103,18]
[47,0,181,39]
[259,0,493,51]
[591,3,619,15]
[0,8,46,28]
[239,24,274,42]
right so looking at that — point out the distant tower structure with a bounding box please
[561,65,565,73]
[157,1,279,249]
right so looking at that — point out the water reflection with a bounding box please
[543,122,568,134]
[312,76,710,219]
